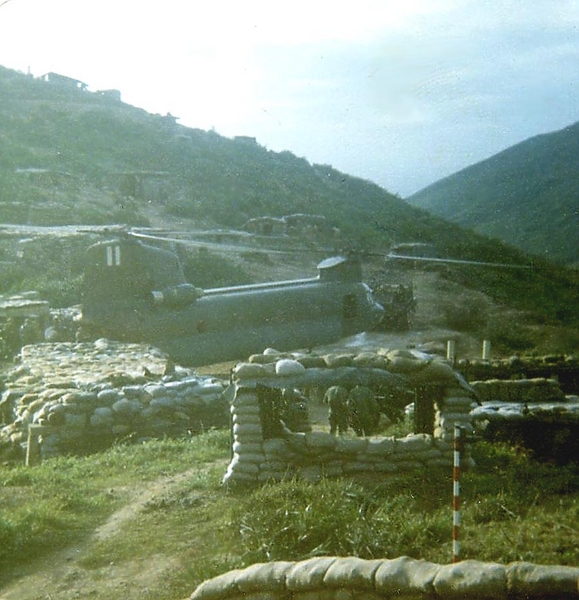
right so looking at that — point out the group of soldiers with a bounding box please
[0,316,45,361]
[258,383,384,439]
[257,383,386,439]
[323,384,380,437]
[257,384,312,438]
[0,312,78,362]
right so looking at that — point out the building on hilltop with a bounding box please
[96,89,122,102]
[234,136,258,146]
[243,213,341,242]
[108,171,171,202]
[14,168,76,187]
[38,72,88,91]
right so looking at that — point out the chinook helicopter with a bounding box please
[0,224,532,367]
[78,234,384,366]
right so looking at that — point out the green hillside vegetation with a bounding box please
[0,65,578,330]
[0,64,430,241]
[407,122,579,266]
[0,65,546,250]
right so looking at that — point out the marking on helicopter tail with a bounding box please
[106,245,122,266]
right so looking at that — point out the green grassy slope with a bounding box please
[407,122,579,265]
[0,65,551,254]
[1,432,578,599]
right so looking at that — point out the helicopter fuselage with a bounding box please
[80,239,384,366]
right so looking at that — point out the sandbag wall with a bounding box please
[190,556,579,600]
[457,354,579,394]
[224,349,476,487]
[470,377,567,403]
[470,377,579,423]
[0,340,228,460]
[469,378,579,464]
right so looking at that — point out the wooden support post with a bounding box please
[446,340,456,364]
[414,384,446,435]
[414,385,435,435]
[482,340,491,360]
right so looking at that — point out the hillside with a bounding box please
[0,65,544,258]
[0,64,578,337]
[407,121,579,266]
[0,65,449,247]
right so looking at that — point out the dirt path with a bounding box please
[0,467,208,600]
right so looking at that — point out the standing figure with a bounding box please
[3,317,22,360]
[19,317,43,347]
[281,388,311,433]
[347,385,380,436]
[324,385,349,435]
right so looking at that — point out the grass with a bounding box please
[230,477,452,563]
[0,431,230,577]
[1,432,578,599]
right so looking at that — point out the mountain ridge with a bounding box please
[407,121,579,265]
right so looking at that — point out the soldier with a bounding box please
[257,384,285,439]
[281,388,311,432]
[347,385,380,436]
[324,385,349,435]
[19,317,43,347]
[3,317,22,360]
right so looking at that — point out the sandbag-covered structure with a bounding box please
[223,348,477,486]
[0,339,228,461]
[458,354,579,394]
[190,556,579,600]
[470,378,579,463]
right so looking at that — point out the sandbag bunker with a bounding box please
[224,348,477,486]
[470,378,579,464]
[0,339,228,461]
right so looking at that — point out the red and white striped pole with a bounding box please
[452,424,462,563]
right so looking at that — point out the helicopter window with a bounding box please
[343,294,358,319]
[106,245,121,267]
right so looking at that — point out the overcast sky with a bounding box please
[1,0,578,196]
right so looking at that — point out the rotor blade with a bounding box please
[387,253,533,270]
[0,224,125,238]
[128,231,297,256]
